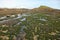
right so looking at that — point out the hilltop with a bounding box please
[30,6,60,14]
[0,6,60,16]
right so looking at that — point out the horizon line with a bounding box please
[0,5,60,10]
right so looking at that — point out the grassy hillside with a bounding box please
[0,6,60,16]
[0,8,29,16]
[0,6,60,40]
[0,13,60,40]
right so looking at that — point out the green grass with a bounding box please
[0,13,60,40]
